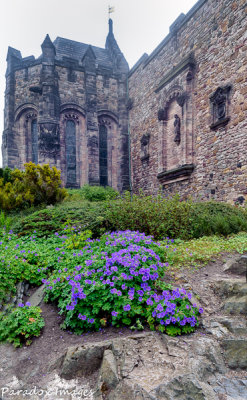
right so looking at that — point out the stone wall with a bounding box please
[129,0,247,203]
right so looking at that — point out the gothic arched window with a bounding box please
[31,119,38,164]
[66,119,77,186]
[99,124,108,186]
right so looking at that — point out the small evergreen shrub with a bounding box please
[0,162,67,211]
[0,304,45,347]
[12,201,107,237]
[80,184,119,202]
[44,230,202,336]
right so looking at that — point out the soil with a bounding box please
[0,252,245,393]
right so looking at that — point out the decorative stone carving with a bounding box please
[63,113,80,124]
[210,85,231,130]
[174,114,181,145]
[140,133,150,161]
[25,112,37,122]
[39,123,60,159]
[158,108,167,121]
[176,92,188,107]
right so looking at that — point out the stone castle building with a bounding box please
[2,20,129,191]
[2,0,247,203]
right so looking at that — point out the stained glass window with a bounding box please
[66,120,76,186]
[99,125,108,186]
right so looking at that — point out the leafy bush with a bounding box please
[105,192,192,240]
[0,231,54,303]
[12,200,108,237]
[189,202,247,238]
[44,230,202,336]
[0,304,45,347]
[0,211,11,231]
[68,184,119,202]
[0,162,67,211]
[105,193,247,240]
[0,166,13,184]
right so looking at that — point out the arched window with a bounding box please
[31,119,38,164]
[65,119,77,186]
[99,124,108,186]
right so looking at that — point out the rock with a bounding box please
[28,284,46,307]
[213,377,247,399]
[97,349,119,395]
[223,294,247,315]
[216,316,247,336]
[213,279,247,298]
[201,319,229,338]
[223,255,247,277]
[222,339,247,369]
[108,382,154,400]
[48,354,65,372]
[154,374,217,400]
[60,341,112,379]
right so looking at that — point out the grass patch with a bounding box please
[161,232,247,269]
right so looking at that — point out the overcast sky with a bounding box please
[0,0,197,167]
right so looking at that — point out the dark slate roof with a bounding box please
[53,37,113,68]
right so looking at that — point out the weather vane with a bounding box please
[108,5,115,19]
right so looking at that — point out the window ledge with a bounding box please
[157,163,195,183]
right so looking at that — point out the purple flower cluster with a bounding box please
[43,230,202,332]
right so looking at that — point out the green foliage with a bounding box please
[0,211,11,231]
[67,184,119,202]
[0,305,45,347]
[0,231,65,303]
[12,201,107,237]
[189,202,247,238]
[104,193,247,240]
[0,167,13,184]
[161,232,247,269]
[63,224,92,249]
[0,162,67,211]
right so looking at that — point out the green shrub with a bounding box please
[0,162,67,211]
[104,193,247,240]
[12,201,108,237]
[0,305,45,347]
[79,184,119,202]
[189,201,247,238]
[0,166,13,184]
[105,192,193,240]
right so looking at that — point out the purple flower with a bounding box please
[111,311,118,317]
[78,314,87,320]
[123,304,131,311]
[18,303,24,308]
[199,307,204,314]
[25,302,31,307]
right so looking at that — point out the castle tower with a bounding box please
[2,19,130,191]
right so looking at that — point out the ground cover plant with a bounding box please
[0,304,44,347]
[161,232,247,269]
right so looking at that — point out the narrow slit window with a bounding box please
[31,119,38,164]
